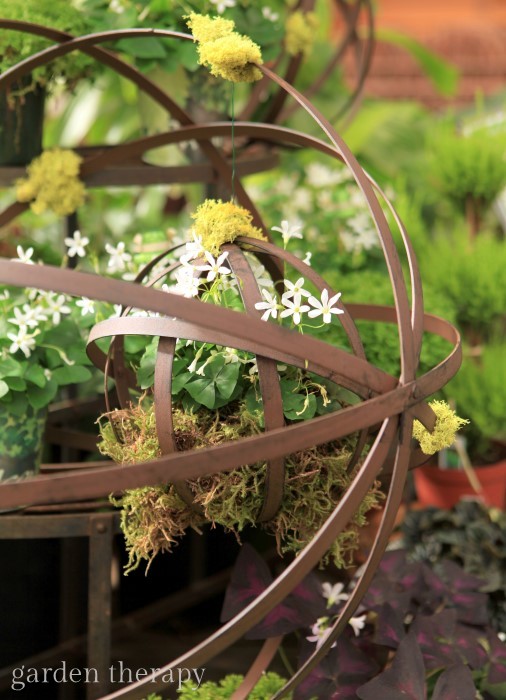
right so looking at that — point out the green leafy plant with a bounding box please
[443,344,506,462]
[429,126,506,239]
[401,501,506,634]
[177,672,291,699]
[420,229,506,345]
[0,249,93,416]
[97,200,388,573]
[0,0,95,97]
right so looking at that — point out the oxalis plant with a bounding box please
[208,544,506,700]
[97,198,465,574]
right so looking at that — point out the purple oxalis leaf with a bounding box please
[373,602,405,649]
[356,631,426,700]
[431,664,477,700]
[486,631,506,685]
[221,545,325,639]
[413,609,486,671]
[295,638,379,700]
[221,544,272,621]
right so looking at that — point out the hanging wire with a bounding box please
[230,82,236,202]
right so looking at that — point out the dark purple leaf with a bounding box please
[221,545,334,639]
[431,664,477,700]
[373,603,405,649]
[287,572,328,625]
[356,631,426,700]
[295,638,379,700]
[361,573,412,615]
[438,560,487,591]
[377,549,411,578]
[413,610,485,671]
[221,544,272,621]
[486,631,506,685]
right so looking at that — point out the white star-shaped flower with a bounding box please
[64,230,89,258]
[308,289,344,323]
[196,251,231,282]
[105,241,132,273]
[210,0,236,13]
[46,294,71,324]
[254,289,279,321]
[281,277,311,302]
[7,328,39,358]
[12,245,34,265]
[8,304,47,329]
[348,614,367,637]
[262,6,279,21]
[271,220,303,245]
[280,295,309,325]
[76,297,96,316]
[180,230,205,264]
[321,582,349,607]
[306,617,334,650]
[171,265,200,298]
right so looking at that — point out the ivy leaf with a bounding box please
[431,664,476,700]
[116,37,167,59]
[52,365,92,386]
[0,357,23,378]
[25,364,46,388]
[27,379,58,410]
[185,377,216,410]
[137,338,158,389]
[171,372,191,395]
[356,631,426,700]
[215,361,240,400]
[4,376,26,391]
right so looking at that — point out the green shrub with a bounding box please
[420,230,506,343]
[430,127,506,212]
[443,343,506,458]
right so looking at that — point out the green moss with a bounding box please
[0,0,94,96]
[99,401,383,573]
[177,672,291,699]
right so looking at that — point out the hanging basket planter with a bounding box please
[0,14,463,700]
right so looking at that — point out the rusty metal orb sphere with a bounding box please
[0,21,461,700]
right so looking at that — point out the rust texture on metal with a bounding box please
[0,16,461,700]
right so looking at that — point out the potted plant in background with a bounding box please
[0,244,93,482]
[0,0,95,165]
[409,119,506,509]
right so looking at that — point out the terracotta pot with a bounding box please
[413,462,506,510]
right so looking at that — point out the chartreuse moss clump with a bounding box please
[285,11,319,57]
[177,672,291,699]
[413,400,469,455]
[99,401,383,573]
[192,199,266,255]
[186,13,263,83]
[16,148,85,216]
